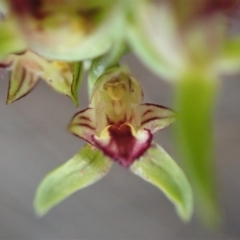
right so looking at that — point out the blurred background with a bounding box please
[0,54,239,239]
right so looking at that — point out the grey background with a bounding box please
[0,54,239,239]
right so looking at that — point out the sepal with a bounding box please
[130,142,193,221]
[2,51,78,104]
[140,103,176,133]
[34,144,112,216]
[7,57,39,103]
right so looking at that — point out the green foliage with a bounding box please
[175,70,220,226]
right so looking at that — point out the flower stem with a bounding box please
[88,40,129,96]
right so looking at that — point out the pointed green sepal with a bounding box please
[71,62,83,106]
[130,142,193,221]
[7,63,39,104]
[34,144,112,216]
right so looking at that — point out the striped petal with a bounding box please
[2,51,77,103]
[92,124,152,168]
[68,108,96,145]
[7,62,39,103]
[140,103,176,133]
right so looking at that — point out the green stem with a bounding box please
[175,70,221,227]
[88,41,129,96]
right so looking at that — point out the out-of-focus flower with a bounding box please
[6,0,124,61]
[0,15,27,59]
[68,67,175,167]
[127,0,240,79]
[0,50,78,103]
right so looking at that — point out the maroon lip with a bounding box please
[92,124,152,168]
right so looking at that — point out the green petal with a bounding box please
[130,143,193,221]
[41,60,74,101]
[175,70,220,225]
[0,19,26,59]
[71,62,83,106]
[34,144,112,216]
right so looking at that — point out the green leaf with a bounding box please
[34,144,112,216]
[175,70,220,226]
[130,142,193,221]
[71,62,83,106]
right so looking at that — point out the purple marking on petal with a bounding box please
[72,108,93,117]
[7,69,40,104]
[79,116,90,121]
[142,109,153,117]
[139,103,175,133]
[14,50,27,56]
[76,123,95,131]
[92,124,152,168]
[68,108,96,145]
[9,67,26,101]
[10,79,40,103]
[0,63,11,68]
[71,132,95,146]
[0,58,14,68]
[141,116,168,126]
[142,103,170,110]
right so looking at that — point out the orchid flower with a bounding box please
[0,50,82,104]
[68,67,176,167]
[34,67,193,221]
